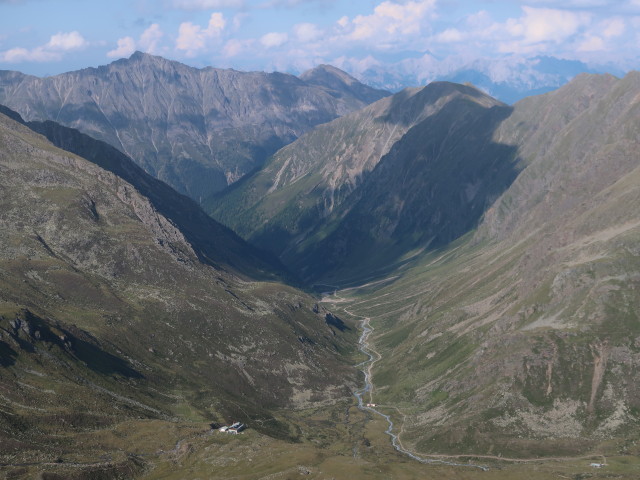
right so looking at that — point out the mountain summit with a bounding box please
[300,64,390,104]
[0,53,389,202]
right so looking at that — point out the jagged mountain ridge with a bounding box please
[0,107,358,473]
[343,54,610,104]
[209,82,520,282]
[0,52,389,202]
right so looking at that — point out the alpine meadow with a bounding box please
[2,1,640,478]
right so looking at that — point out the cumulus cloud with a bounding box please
[106,24,164,59]
[107,36,136,58]
[435,28,465,43]
[0,30,87,63]
[337,16,349,28]
[293,23,322,42]
[223,38,254,57]
[176,13,225,56]
[260,31,288,48]
[504,7,592,45]
[601,17,625,37]
[139,24,164,53]
[260,0,334,7]
[349,0,436,40]
[46,31,87,50]
[577,34,605,51]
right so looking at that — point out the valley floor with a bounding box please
[4,407,639,479]
[2,287,640,479]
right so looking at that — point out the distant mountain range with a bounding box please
[0,52,389,202]
[337,54,623,104]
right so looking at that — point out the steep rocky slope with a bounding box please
[0,52,388,201]
[210,82,519,282]
[331,72,640,457]
[1,108,288,282]
[0,109,357,473]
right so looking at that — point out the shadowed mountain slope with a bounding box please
[0,52,389,201]
[330,71,640,457]
[0,108,357,472]
[210,82,519,282]
[0,107,290,282]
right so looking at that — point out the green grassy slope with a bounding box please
[325,72,640,457]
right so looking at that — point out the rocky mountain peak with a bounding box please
[301,64,360,86]
[300,63,390,104]
[0,55,389,202]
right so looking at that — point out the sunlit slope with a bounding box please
[0,109,358,470]
[0,52,388,200]
[338,72,640,457]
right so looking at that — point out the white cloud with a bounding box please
[350,0,435,40]
[1,47,54,62]
[337,16,349,28]
[293,23,322,42]
[435,28,465,43]
[0,31,87,63]
[232,13,249,30]
[601,17,625,37]
[577,34,605,51]
[176,13,225,56]
[259,0,334,7]
[46,31,87,50]
[505,7,592,45]
[466,10,492,30]
[139,24,164,54]
[105,24,164,59]
[107,36,136,58]
[172,0,244,9]
[332,0,436,50]
[260,31,288,48]
[223,38,254,57]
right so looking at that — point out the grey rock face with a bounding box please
[0,52,389,201]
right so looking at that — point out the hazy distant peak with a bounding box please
[408,80,505,112]
[300,64,360,86]
[300,63,390,104]
[127,50,168,63]
[120,50,189,71]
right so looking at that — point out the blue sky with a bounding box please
[0,0,638,78]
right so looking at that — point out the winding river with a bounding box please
[320,286,489,472]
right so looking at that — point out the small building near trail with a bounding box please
[217,421,246,434]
